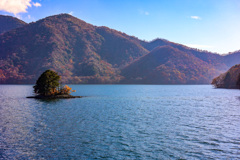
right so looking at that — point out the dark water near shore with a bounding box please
[0,85,240,159]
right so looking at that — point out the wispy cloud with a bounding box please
[25,14,36,21]
[68,11,74,15]
[32,2,41,7]
[139,10,150,16]
[190,16,201,20]
[144,11,149,16]
[0,0,41,16]
[185,44,214,49]
[16,14,22,19]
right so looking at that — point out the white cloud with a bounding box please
[32,2,41,7]
[28,14,31,19]
[68,11,74,15]
[0,0,41,15]
[185,44,214,49]
[190,16,201,20]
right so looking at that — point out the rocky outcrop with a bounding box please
[212,64,240,89]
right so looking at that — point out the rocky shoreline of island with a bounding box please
[27,94,82,99]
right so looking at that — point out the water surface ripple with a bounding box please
[0,85,240,159]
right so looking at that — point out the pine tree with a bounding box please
[33,70,60,96]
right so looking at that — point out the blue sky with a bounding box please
[1,0,240,54]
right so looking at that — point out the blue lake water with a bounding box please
[0,85,240,159]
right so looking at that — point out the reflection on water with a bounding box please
[35,98,61,103]
[0,85,240,159]
[236,96,240,101]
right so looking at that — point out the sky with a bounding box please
[1,0,240,54]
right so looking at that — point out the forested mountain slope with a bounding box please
[0,14,239,84]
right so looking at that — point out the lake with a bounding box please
[0,85,240,159]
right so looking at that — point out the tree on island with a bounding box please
[33,70,75,96]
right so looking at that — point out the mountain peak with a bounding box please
[150,38,169,43]
[0,15,26,34]
[44,13,78,20]
[34,13,90,27]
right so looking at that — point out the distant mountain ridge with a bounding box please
[0,13,239,84]
[121,46,219,84]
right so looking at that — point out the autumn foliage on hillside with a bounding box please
[0,14,146,84]
[121,46,222,84]
[0,14,240,84]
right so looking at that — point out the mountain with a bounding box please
[0,15,26,34]
[223,51,240,67]
[212,64,240,89]
[0,13,239,84]
[0,14,147,83]
[142,38,228,69]
[121,46,223,84]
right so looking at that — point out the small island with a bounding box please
[27,70,82,99]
